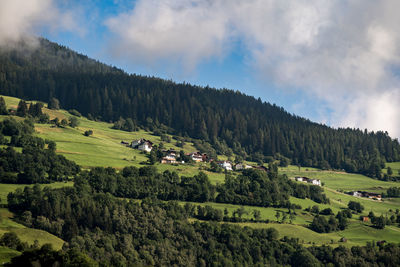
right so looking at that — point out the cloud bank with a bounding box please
[0,0,82,46]
[106,0,400,138]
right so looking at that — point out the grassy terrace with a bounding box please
[280,165,399,192]
[0,208,65,251]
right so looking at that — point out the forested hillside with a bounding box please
[0,38,399,177]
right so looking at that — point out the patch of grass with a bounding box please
[0,246,20,265]
[384,162,400,175]
[323,189,400,216]
[339,221,400,245]
[0,228,65,250]
[236,222,345,246]
[1,95,21,110]
[34,115,198,168]
[280,165,399,192]
[0,209,65,250]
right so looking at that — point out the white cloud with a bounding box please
[103,1,400,138]
[105,0,233,70]
[0,0,83,46]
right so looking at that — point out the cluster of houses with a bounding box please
[123,138,269,172]
[348,191,382,201]
[294,176,322,186]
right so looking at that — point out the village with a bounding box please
[123,138,271,172]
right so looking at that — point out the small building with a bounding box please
[188,152,204,162]
[349,191,382,201]
[218,161,233,171]
[161,150,177,164]
[138,141,153,152]
[362,216,369,222]
[294,177,321,186]
[363,192,382,201]
[253,166,268,172]
[235,163,253,170]
[131,139,153,152]
[310,179,321,186]
[161,157,176,164]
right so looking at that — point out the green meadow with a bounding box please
[0,246,20,265]
[280,165,399,192]
[0,209,65,250]
[385,161,400,175]
[35,113,197,169]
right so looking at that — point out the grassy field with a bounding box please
[236,220,400,247]
[0,246,20,265]
[385,162,400,175]
[280,165,399,192]
[0,209,65,250]
[35,114,198,169]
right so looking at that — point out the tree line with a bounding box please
[6,182,400,266]
[81,165,328,208]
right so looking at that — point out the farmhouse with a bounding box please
[235,163,253,170]
[348,191,382,201]
[188,152,207,162]
[161,150,177,164]
[218,161,233,171]
[294,177,321,186]
[363,192,382,201]
[253,165,269,172]
[131,139,153,152]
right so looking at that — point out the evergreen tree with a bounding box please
[48,97,60,110]
[0,96,8,114]
[16,100,28,117]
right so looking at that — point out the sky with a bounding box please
[0,0,399,139]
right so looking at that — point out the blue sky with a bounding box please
[1,0,400,138]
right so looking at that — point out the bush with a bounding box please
[69,117,79,128]
[348,201,364,213]
[84,130,93,137]
[48,98,60,110]
[320,208,333,215]
[68,109,82,117]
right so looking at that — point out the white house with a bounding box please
[235,163,253,170]
[295,177,304,182]
[219,161,233,171]
[131,139,153,152]
[310,179,321,186]
[294,177,321,186]
[189,152,204,162]
[138,141,153,152]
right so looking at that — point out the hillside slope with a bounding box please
[0,38,399,177]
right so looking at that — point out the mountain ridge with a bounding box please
[0,38,399,177]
